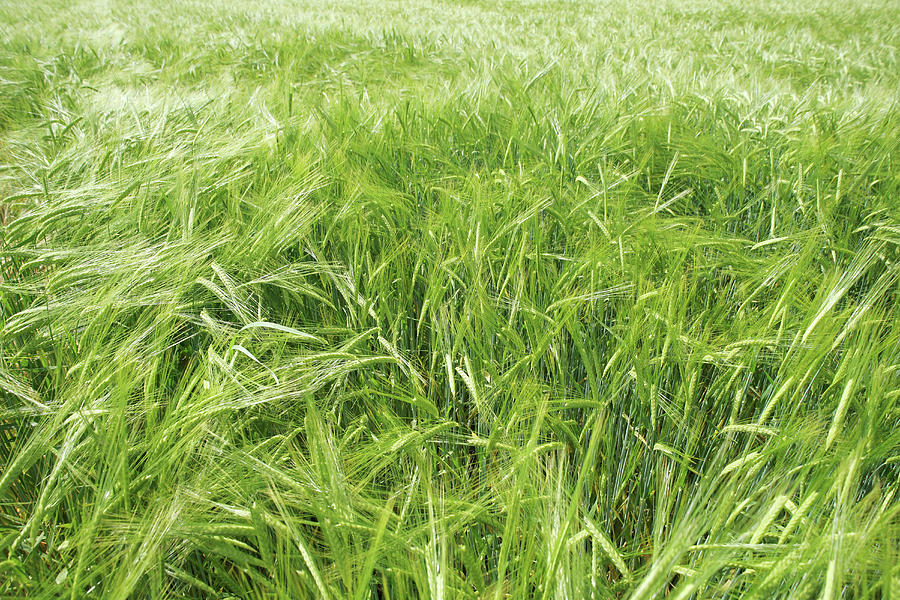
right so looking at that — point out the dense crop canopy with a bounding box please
[1,0,899,597]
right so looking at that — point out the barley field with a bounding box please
[1,0,899,597]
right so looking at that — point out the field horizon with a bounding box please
[2,0,899,598]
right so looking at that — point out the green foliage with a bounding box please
[1,0,899,597]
